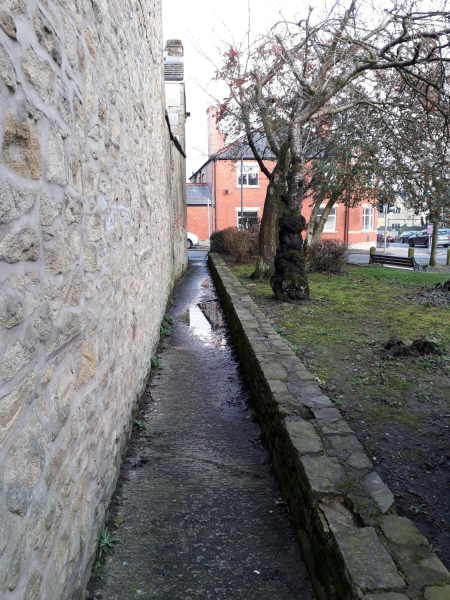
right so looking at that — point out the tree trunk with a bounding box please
[252,175,285,279]
[306,197,336,245]
[429,219,439,267]
[270,125,310,302]
[270,207,310,301]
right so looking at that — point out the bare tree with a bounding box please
[214,0,450,300]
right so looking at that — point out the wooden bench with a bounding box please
[369,253,427,271]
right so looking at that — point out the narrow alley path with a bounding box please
[88,253,315,600]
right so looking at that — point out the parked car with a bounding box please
[441,229,450,247]
[187,231,199,248]
[408,229,450,248]
[399,231,416,243]
[376,232,395,244]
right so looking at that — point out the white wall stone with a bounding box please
[0,0,187,597]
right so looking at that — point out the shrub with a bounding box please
[307,239,348,273]
[210,226,259,262]
[210,229,227,253]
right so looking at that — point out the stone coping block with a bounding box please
[209,254,450,600]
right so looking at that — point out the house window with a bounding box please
[362,206,374,230]
[237,163,259,187]
[316,206,337,232]
[237,210,259,229]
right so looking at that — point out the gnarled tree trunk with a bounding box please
[271,125,310,301]
[271,206,310,301]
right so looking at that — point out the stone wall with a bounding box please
[0,0,187,597]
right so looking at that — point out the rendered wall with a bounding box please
[0,0,186,597]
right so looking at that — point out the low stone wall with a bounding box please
[209,254,450,600]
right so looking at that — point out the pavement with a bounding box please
[88,255,315,600]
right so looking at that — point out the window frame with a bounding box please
[316,205,337,233]
[235,162,260,188]
[362,205,375,231]
[235,207,259,229]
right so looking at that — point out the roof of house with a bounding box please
[189,132,276,181]
[186,184,212,206]
[216,131,276,161]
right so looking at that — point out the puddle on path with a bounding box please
[199,300,224,330]
[178,305,212,341]
[178,295,225,346]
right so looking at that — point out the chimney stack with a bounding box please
[164,39,184,81]
[207,106,226,157]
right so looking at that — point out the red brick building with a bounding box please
[187,108,378,247]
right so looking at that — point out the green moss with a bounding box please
[339,476,355,494]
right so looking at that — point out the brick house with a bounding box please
[187,107,378,247]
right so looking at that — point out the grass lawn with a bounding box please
[230,262,450,566]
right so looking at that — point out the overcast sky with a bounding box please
[162,0,308,179]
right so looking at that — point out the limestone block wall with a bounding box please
[0,0,187,598]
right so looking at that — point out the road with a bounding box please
[190,243,449,268]
[348,241,449,267]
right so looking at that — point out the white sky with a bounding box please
[162,0,309,179]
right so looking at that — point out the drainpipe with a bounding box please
[207,192,211,240]
[240,155,244,229]
[214,158,217,232]
[344,205,349,245]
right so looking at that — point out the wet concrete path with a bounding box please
[88,254,315,600]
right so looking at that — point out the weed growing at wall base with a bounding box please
[160,314,174,336]
[151,356,162,370]
[94,528,121,574]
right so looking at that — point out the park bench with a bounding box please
[369,253,427,271]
